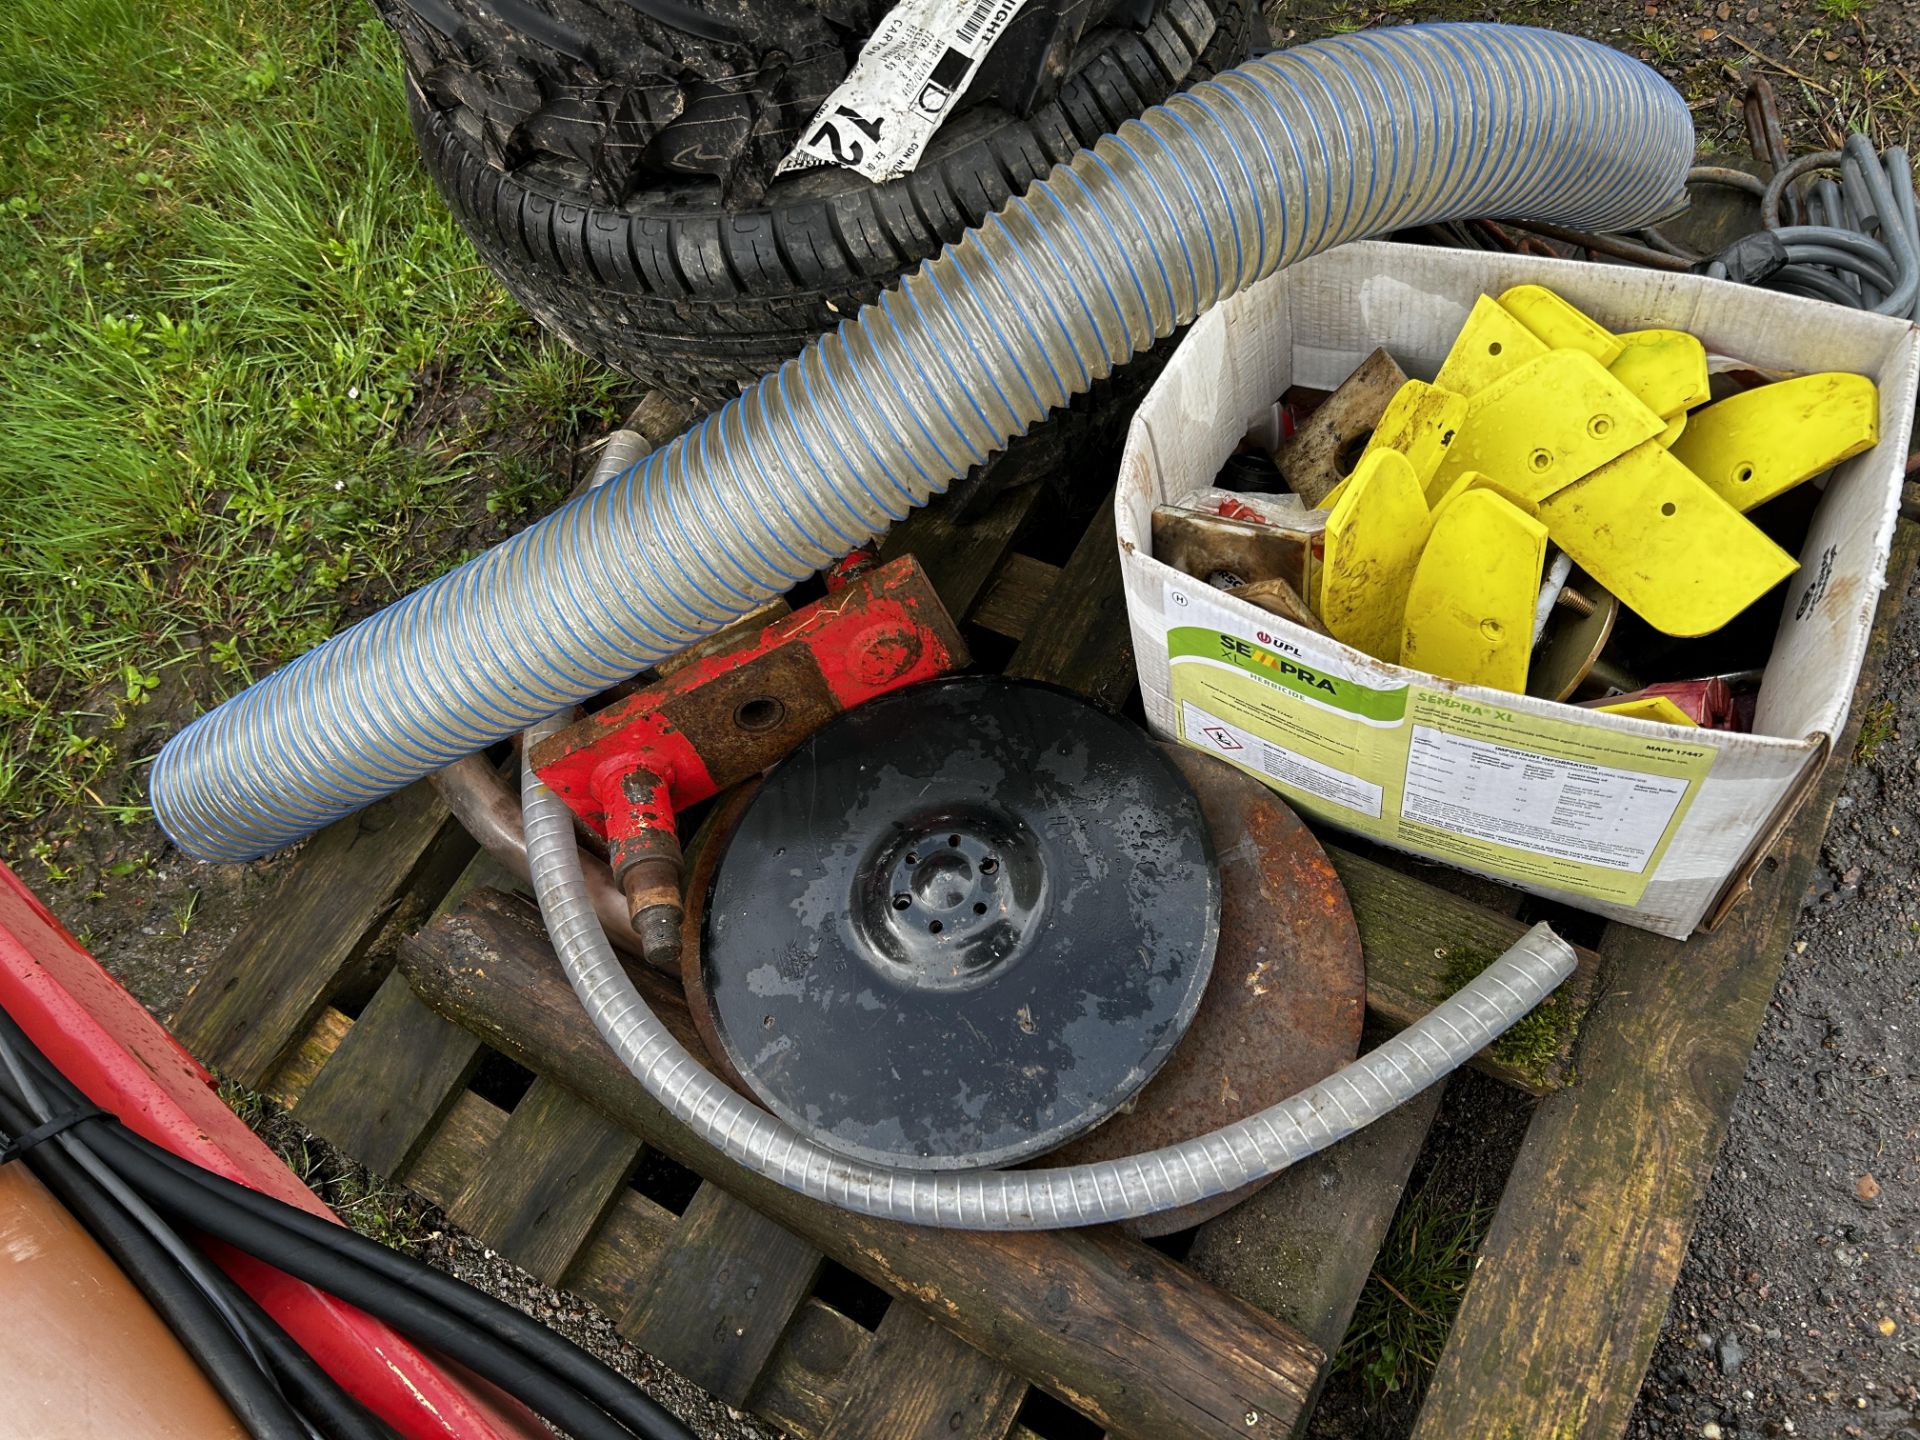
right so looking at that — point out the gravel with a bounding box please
[421,1227,778,1440]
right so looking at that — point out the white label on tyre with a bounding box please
[775,0,1032,183]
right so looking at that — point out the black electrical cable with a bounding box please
[0,1049,617,1440]
[0,1087,312,1440]
[0,1034,286,1384]
[221,1274,404,1440]
[1712,135,1920,318]
[0,1009,695,1440]
[82,1133,652,1440]
[6,1049,682,1440]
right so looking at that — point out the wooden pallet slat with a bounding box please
[749,1300,874,1440]
[262,1006,351,1110]
[1005,495,1136,708]
[881,481,1046,620]
[971,553,1061,639]
[565,1188,681,1318]
[169,779,475,1086]
[1329,845,1602,1094]
[290,970,484,1176]
[446,1078,644,1286]
[622,1185,825,1407]
[1412,521,1920,1440]
[818,1304,1027,1440]
[266,1002,688,1325]
[403,1089,508,1206]
[1187,1085,1447,1434]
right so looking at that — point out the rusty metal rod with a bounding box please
[430,754,652,967]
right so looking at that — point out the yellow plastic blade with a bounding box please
[1320,449,1431,663]
[1425,470,1543,518]
[1426,471,1476,513]
[1609,329,1710,418]
[1469,473,1545,517]
[1360,380,1468,485]
[1537,442,1799,637]
[1434,295,1548,395]
[1498,284,1625,365]
[1431,350,1666,504]
[1400,489,1548,693]
[1595,695,1698,726]
[1667,372,1879,512]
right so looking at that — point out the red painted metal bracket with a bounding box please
[528,554,967,966]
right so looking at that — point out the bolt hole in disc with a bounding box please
[695,677,1222,1171]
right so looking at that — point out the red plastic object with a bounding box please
[1579,677,1743,730]
[0,861,549,1440]
[1211,496,1268,523]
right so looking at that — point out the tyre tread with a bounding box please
[399,0,1257,396]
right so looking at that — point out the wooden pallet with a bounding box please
[170,458,1919,1440]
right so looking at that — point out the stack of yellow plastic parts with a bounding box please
[1308,284,1880,695]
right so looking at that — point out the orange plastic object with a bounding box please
[2,1164,249,1440]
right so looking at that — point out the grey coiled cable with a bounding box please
[520,707,1578,1229]
[1706,134,1920,318]
[151,23,1694,862]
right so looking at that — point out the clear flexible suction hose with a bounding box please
[152,23,1694,862]
[520,709,1576,1228]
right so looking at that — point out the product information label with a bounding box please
[776,0,1031,183]
[1165,582,1716,905]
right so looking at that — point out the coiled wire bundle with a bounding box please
[1704,133,1919,317]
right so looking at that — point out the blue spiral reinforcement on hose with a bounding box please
[153,23,1693,861]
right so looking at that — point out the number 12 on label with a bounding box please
[809,107,885,166]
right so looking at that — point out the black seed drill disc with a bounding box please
[699,676,1220,1171]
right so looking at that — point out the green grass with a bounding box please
[1438,944,1575,1087]
[1817,0,1870,19]
[222,1081,435,1250]
[0,0,627,834]
[1623,23,1681,63]
[1337,1181,1493,1401]
[1854,696,1897,759]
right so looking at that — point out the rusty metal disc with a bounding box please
[689,677,1221,1172]
[679,782,761,1099]
[1040,745,1365,1236]
[683,736,1364,1229]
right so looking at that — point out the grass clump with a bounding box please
[0,0,626,835]
[1623,22,1680,62]
[1337,1181,1492,1400]
[1854,697,1897,760]
[222,1080,436,1251]
[1438,943,1574,1088]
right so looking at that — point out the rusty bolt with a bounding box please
[620,855,684,972]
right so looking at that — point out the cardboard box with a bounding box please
[1116,241,1918,937]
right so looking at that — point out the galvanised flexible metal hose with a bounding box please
[520,708,1577,1228]
[152,22,1694,861]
